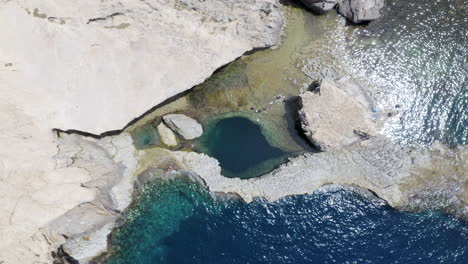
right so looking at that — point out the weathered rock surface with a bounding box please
[48,133,137,263]
[0,1,284,263]
[165,137,467,220]
[299,79,377,150]
[163,114,204,140]
[299,0,384,23]
[157,122,178,146]
[299,0,338,13]
[338,0,385,23]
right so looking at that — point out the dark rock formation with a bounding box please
[300,0,384,23]
[338,0,385,23]
[299,0,338,13]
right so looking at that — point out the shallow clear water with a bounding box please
[196,116,290,179]
[104,178,468,264]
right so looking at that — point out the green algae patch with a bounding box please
[131,123,161,150]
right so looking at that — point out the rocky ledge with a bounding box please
[299,0,385,23]
[299,78,377,150]
[162,136,467,220]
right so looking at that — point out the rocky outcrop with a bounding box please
[48,133,137,263]
[164,137,467,220]
[299,0,384,23]
[299,0,338,13]
[299,79,377,150]
[163,114,204,140]
[157,122,178,146]
[0,1,284,262]
[338,0,385,23]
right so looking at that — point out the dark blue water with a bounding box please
[104,178,468,264]
[196,116,290,179]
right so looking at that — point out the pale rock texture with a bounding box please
[163,114,204,140]
[157,122,178,146]
[299,79,377,150]
[0,0,284,263]
[48,133,137,263]
[338,0,385,23]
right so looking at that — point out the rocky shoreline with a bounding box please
[1,1,466,263]
[51,74,467,262]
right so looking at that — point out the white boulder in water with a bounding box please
[163,114,203,140]
[157,122,178,147]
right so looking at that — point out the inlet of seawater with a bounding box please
[103,0,467,263]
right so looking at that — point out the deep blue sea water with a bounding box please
[104,178,468,264]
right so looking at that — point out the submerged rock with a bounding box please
[338,0,385,23]
[299,79,377,150]
[163,114,203,140]
[299,0,338,13]
[157,122,178,147]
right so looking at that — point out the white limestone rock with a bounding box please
[163,114,203,140]
[299,79,377,150]
[157,122,178,146]
[0,0,284,262]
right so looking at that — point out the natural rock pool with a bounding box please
[196,116,290,179]
[102,0,467,263]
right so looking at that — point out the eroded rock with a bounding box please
[163,114,203,140]
[299,0,384,23]
[163,137,467,220]
[299,79,377,150]
[338,0,385,23]
[299,0,338,13]
[47,133,137,263]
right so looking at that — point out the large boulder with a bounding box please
[338,0,385,23]
[299,0,338,13]
[299,79,377,150]
[157,122,178,147]
[163,114,203,140]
